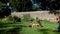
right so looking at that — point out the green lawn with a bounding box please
[0,19,60,34]
[21,20,59,34]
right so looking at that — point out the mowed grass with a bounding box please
[0,19,60,34]
[21,20,60,34]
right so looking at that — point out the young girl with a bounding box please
[37,20,43,27]
[57,16,60,32]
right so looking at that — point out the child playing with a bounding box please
[37,19,43,27]
[57,16,60,32]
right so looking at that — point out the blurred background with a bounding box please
[0,0,60,34]
[0,0,60,18]
[0,0,60,11]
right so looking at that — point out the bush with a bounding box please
[30,18,35,22]
[12,16,21,22]
[7,16,21,22]
[36,17,39,20]
[0,6,11,18]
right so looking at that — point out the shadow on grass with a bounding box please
[0,30,5,34]
[38,29,60,34]
[0,25,35,34]
[0,27,22,34]
[53,30,60,34]
[6,27,22,34]
[53,30,58,32]
[38,29,52,34]
[20,25,28,27]
[20,25,32,28]
[6,25,29,34]
[0,25,30,34]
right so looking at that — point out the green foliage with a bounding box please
[0,5,11,18]
[0,15,21,24]
[0,2,6,6]
[0,18,22,34]
[7,16,21,22]
[6,27,22,34]
[13,16,21,22]
[36,17,39,20]
[32,5,40,10]
[10,0,32,11]
[30,18,35,22]
[49,10,60,16]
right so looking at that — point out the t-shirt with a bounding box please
[38,21,41,24]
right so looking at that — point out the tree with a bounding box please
[10,0,32,11]
[0,0,9,3]
[49,10,60,16]
[0,5,11,18]
[0,0,11,18]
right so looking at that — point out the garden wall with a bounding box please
[11,11,58,22]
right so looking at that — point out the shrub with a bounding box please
[36,17,39,20]
[30,18,35,22]
[7,16,21,22]
[12,16,21,22]
[0,6,11,18]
